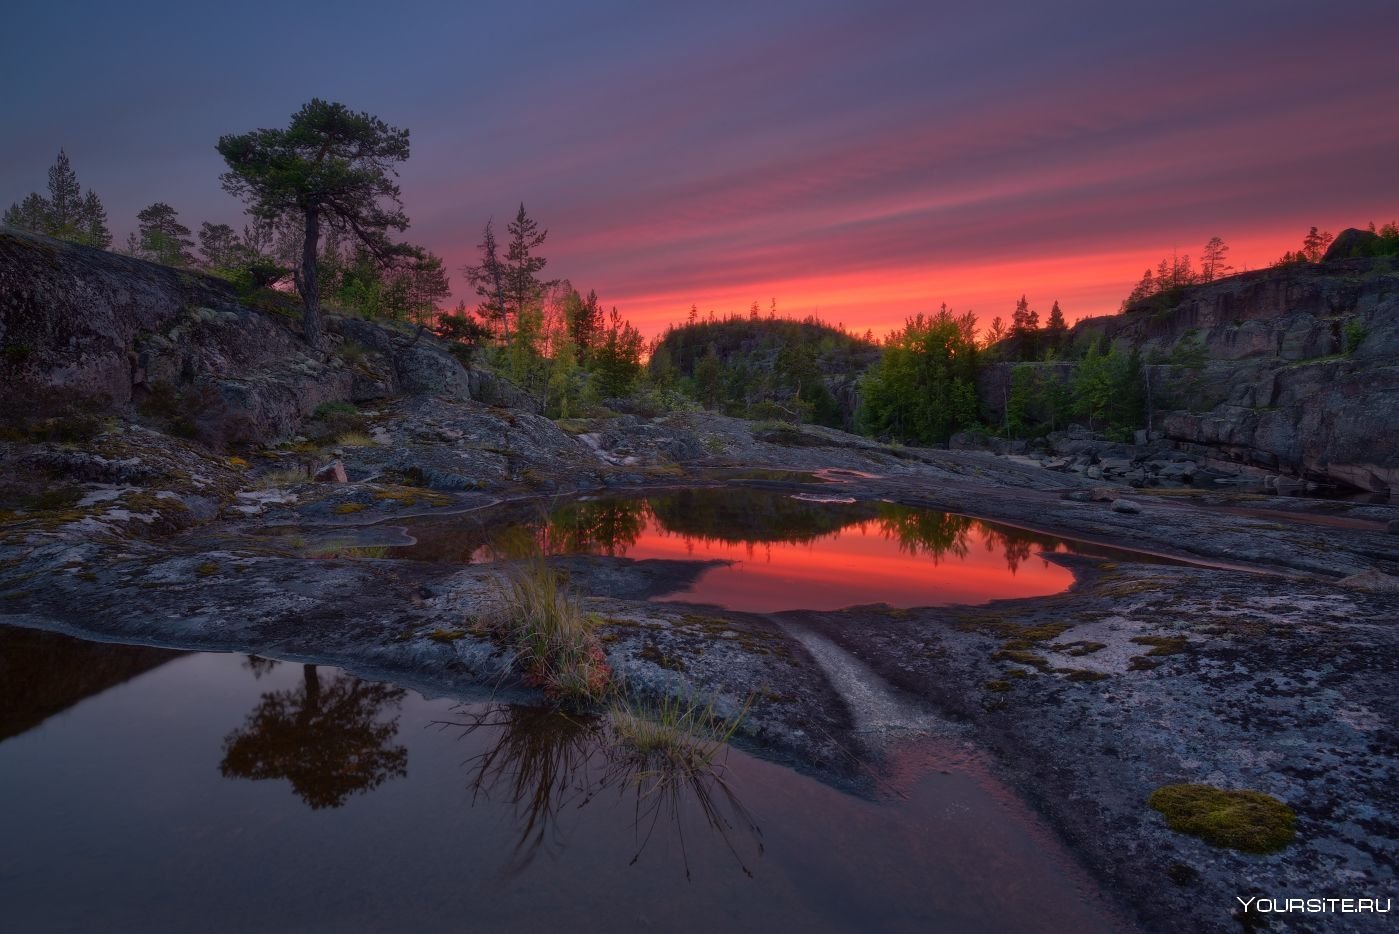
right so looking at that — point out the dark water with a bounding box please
[0,627,1130,934]
[334,489,1147,612]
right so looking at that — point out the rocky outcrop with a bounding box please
[1323,226,1382,261]
[0,227,493,445]
[985,254,1399,492]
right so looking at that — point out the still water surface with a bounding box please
[0,627,1131,933]
[373,489,1134,612]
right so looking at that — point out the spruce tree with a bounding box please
[505,203,551,340]
[464,220,510,342]
[46,150,83,237]
[78,190,112,248]
[1044,301,1068,356]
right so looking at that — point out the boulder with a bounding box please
[1110,499,1141,514]
[313,459,348,483]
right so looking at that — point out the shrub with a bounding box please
[1343,321,1368,355]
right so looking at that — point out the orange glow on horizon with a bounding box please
[604,227,1330,341]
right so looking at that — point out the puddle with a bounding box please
[387,488,1148,612]
[0,626,1132,933]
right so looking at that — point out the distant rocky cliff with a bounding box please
[0,227,491,445]
[982,243,1399,492]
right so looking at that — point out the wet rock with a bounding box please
[313,460,348,483]
[1338,569,1399,593]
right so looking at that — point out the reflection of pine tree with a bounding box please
[544,499,651,556]
[220,665,407,809]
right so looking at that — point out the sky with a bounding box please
[4,0,1398,338]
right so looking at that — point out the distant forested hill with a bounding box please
[648,316,880,428]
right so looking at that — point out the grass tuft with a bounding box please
[608,692,752,772]
[495,560,612,705]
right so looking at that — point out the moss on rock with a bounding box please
[1148,783,1296,853]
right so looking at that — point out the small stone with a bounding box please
[1110,499,1141,514]
[313,459,348,483]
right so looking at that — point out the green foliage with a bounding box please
[1068,341,1143,433]
[1343,320,1368,355]
[858,307,980,443]
[217,99,414,348]
[589,307,645,399]
[1148,784,1296,853]
[650,314,877,427]
[433,305,491,364]
[1004,364,1072,437]
[130,202,195,266]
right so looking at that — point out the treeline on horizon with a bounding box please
[6,99,1397,446]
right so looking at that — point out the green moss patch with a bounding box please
[1059,640,1108,657]
[1148,784,1296,853]
[1133,635,1190,656]
[427,628,467,643]
[992,648,1052,671]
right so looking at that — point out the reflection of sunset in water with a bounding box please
[472,491,1089,612]
[625,519,1076,612]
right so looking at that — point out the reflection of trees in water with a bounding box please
[872,505,975,562]
[445,703,761,879]
[648,488,867,546]
[242,654,280,679]
[220,664,408,810]
[543,499,651,556]
[872,504,1065,573]
[470,490,1072,574]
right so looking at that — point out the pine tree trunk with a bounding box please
[300,206,323,350]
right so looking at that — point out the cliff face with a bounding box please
[1072,254,1399,491]
[0,227,478,445]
